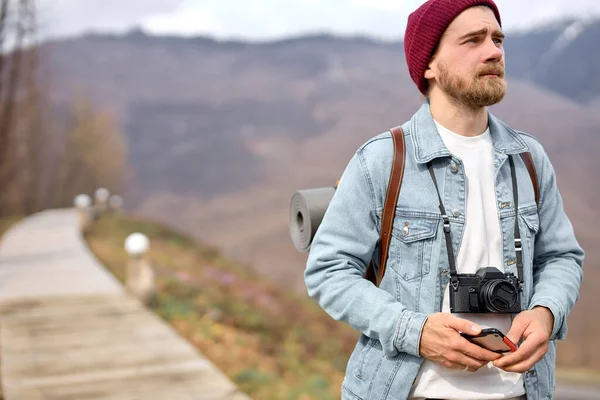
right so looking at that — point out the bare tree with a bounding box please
[55,97,127,208]
[21,0,42,214]
[0,1,127,216]
[0,0,36,216]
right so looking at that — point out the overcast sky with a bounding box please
[38,0,600,41]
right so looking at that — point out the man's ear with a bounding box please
[424,63,436,80]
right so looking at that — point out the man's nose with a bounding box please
[484,39,503,63]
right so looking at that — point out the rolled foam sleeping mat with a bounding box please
[289,187,336,252]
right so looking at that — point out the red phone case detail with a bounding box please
[502,336,517,352]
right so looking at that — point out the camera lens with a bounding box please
[480,280,518,312]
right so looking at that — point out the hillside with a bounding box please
[83,213,359,400]
[81,213,600,399]
[38,20,600,372]
[41,27,600,284]
[41,20,600,207]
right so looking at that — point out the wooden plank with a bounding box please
[5,365,244,400]
[0,210,250,399]
[0,294,250,399]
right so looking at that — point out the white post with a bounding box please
[73,194,92,232]
[124,233,155,304]
[109,195,123,213]
[94,188,110,216]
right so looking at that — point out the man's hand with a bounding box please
[419,313,502,372]
[494,307,554,373]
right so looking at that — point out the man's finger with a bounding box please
[506,316,529,346]
[448,351,488,371]
[460,340,503,362]
[446,316,481,335]
[494,333,543,368]
[497,348,548,373]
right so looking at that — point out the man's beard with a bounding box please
[437,62,506,109]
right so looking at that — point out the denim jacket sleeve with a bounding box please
[304,147,428,358]
[527,146,585,341]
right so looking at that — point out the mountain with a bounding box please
[40,20,600,370]
[505,18,600,103]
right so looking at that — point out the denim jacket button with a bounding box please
[526,370,536,377]
[441,269,448,276]
[452,209,461,218]
[450,163,458,173]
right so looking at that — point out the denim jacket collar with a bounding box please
[410,100,530,164]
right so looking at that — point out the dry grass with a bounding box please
[84,213,359,400]
[0,215,22,240]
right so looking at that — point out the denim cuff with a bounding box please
[394,310,429,357]
[528,297,566,340]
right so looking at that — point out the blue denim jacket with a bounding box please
[304,102,585,400]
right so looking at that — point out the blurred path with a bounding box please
[0,209,250,399]
[0,209,122,299]
[555,380,600,399]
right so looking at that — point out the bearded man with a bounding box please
[304,1,585,399]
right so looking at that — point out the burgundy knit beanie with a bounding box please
[404,0,502,95]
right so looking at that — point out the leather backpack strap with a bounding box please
[519,152,539,207]
[374,126,405,286]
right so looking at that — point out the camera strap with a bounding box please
[426,155,525,293]
[509,156,524,287]
[427,163,459,291]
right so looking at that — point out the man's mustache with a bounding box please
[478,66,505,77]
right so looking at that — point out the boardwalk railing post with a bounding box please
[124,233,155,305]
[109,194,123,213]
[73,194,92,232]
[94,188,110,218]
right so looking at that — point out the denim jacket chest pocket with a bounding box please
[389,213,439,281]
[520,208,539,235]
[515,206,539,264]
[519,207,540,297]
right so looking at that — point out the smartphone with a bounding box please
[460,328,517,353]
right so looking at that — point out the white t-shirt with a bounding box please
[408,121,525,400]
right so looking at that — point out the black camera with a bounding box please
[451,267,521,313]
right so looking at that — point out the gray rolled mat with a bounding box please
[289,187,336,252]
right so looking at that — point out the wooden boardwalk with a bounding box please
[0,209,250,399]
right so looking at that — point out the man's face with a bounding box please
[425,6,506,109]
